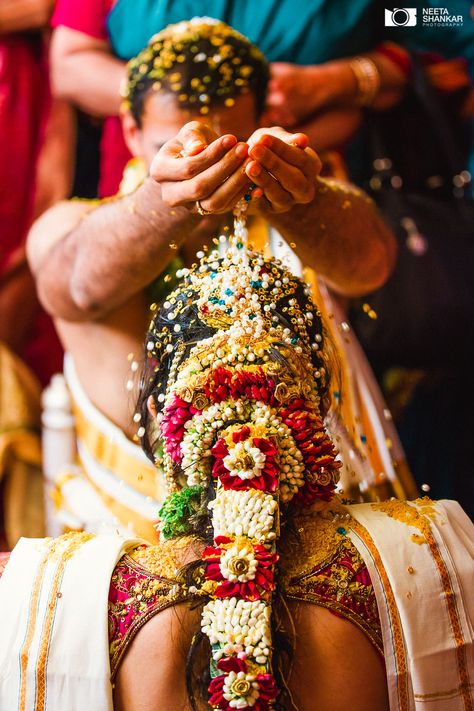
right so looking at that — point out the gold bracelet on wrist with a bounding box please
[349,57,381,107]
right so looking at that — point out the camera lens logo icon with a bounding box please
[384,8,417,26]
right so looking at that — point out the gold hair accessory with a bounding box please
[151,206,340,711]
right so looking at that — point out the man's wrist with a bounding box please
[320,61,360,106]
[138,176,196,223]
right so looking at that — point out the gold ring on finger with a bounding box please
[195,199,214,215]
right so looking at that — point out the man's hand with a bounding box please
[245,128,322,213]
[264,62,357,127]
[150,122,321,216]
[150,121,259,214]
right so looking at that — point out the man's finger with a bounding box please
[151,134,239,183]
[251,135,320,180]
[247,145,314,202]
[199,173,251,214]
[160,143,249,207]
[177,120,219,153]
[198,160,265,213]
[244,161,294,212]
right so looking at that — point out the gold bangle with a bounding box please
[349,57,381,107]
[195,199,214,215]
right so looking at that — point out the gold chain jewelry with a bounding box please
[349,57,381,107]
[196,199,214,216]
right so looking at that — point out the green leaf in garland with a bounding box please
[159,485,203,539]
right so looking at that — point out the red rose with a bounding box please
[208,657,278,710]
[203,536,277,601]
[211,433,279,493]
[281,407,340,504]
[161,396,199,463]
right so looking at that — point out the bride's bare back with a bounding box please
[114,600,389,711]
[110,521,388,711]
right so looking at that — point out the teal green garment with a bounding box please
[107,0,474,185]
[107,0,474,72]
[107,0,380,62]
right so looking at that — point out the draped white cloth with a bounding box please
[348,499,474,710]
[55,354,163,537]
[0,533,137,711]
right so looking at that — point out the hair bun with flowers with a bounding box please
[140,208,341,710]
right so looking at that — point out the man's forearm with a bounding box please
[266,177,396,296]
[0,0,53,33]
[52,49,125,116]
[36,179,206,321]
[51,27,125,116]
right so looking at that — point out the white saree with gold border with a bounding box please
[52,354,167,542]
[348,498,474,709]
[0,532,137,710]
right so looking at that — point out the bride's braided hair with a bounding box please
[138,213,341,710]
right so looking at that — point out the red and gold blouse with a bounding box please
[108,512,383,679]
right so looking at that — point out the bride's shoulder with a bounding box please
[124,535,202,579]
[279,499,358,581]
[109,535,202,680]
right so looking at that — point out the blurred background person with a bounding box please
[0,0,73,548]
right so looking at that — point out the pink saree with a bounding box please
[0,34,49,274]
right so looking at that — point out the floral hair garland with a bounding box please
[122,17,269,116]
[146,209,341,710]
